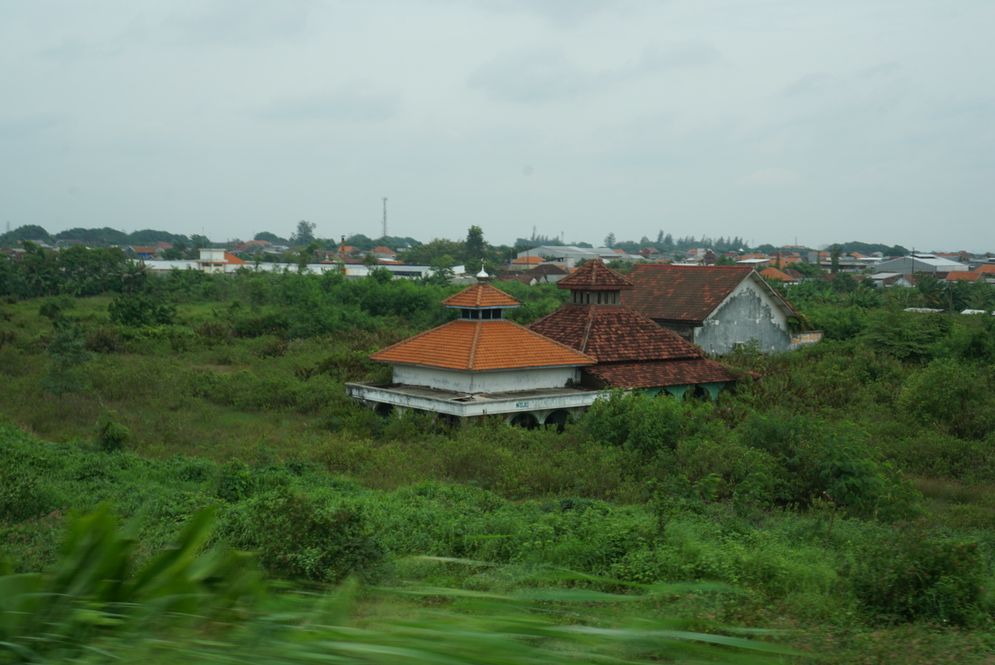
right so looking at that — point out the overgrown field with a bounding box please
[1,269,994,663]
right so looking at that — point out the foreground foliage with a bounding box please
[0,507,794,665]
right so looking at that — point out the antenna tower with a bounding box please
[382,197,388,239]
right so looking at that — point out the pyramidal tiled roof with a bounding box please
[530,305,702,363]
[530,285,738,389]
[370,319,593,371]
[442,283,521,308]
[558,260,634,291]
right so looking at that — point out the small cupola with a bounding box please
[442,282,520,320]
[556,259,634,306]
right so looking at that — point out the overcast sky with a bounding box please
[2,1,993,250]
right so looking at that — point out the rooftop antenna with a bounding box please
[382,197,388,239]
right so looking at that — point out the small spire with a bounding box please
[476,260,490,281]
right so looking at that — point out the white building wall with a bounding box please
[694,278,792,355]
[392,365,580,393]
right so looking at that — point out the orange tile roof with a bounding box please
[371,319,594,371]
[442,283,520,308]
[946,271,983,282]
[512,255,543,265]
[974,264,995,274]
[224,252,246,265]
[760,267,795,282]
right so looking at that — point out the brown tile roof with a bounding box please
[623,264,758,324]
[530,303,737,389]
[557,259,634,291]
[442,283,521,308]
[584,359,736,389]
[530,305,702,363]
[371,320,593,371]
[974,264,995,274]
[511,255,543,265]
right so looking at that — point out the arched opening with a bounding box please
[543,409,570,432]
[685,385,710,402]
[509,412,539,430]
[373,403,394,418]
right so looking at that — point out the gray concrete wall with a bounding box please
[694,280,791,355]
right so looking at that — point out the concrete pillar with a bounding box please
[664,385,689,399]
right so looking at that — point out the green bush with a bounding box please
[84,325,124,353]
[223,487,384,582]
[216,460,256,502]
[850,529,988,625]
[95,412,130,452]
[736,412,897,515]
[582,391,684,453]
[108,292,176,327]
[898,358,995,439]
[0,468,56,522]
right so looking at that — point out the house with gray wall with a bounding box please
[622,265,801,355]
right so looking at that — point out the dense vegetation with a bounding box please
[1,262,993,663]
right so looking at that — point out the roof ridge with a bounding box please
[580,307,595,353]
[505,319,596,363]
[442,282,520,308]
[467,321,482,369]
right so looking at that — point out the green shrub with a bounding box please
[898,358,995,439]
[0,468,56,522]
[84,325,124,353]
[223,487,384,582]
[883,432,995,483]
[216,460,256,502]
[582,391,684,453]
[737,412,896,515]
[108,292,176,327]
[194,320,232,344]
[850,529,988,625]
[95,412,130,452]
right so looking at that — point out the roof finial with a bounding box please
[476,260,490,281]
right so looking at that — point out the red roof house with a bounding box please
[623,264,801,355]
[946,271,984,282]
[531,260,736,395]
[759,267,798,283]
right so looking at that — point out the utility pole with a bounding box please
[382,197,388,239]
